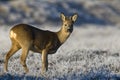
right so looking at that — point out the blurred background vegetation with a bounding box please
[0,0,120,26]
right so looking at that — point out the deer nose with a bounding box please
[67,27,70,30]
[67,26,73,32]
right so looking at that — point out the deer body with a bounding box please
[4,13,78,74]
[11,24,61,54]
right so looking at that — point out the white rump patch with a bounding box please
[10,31,17,38]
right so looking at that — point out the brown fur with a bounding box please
[4,13,78,74]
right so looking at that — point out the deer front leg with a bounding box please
[41,49,48,74]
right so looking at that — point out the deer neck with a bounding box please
[56,26,71,44]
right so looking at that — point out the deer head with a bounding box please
[60,13,78,33]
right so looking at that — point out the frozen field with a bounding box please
[1,24,120,80]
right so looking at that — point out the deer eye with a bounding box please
[64,24,67,26]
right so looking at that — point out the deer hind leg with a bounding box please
[4,40,20,72]
[20,46,30,73]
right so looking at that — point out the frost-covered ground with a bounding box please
[1,25,120,80]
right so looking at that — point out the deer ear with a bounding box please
[60,13,66,21]
[72,13,78,22]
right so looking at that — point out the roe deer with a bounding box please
[4,13,78,74]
